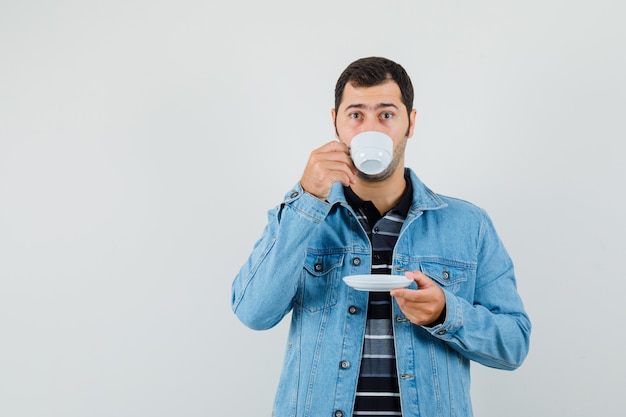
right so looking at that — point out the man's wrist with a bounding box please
[425,305,447,328]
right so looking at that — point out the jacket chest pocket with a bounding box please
[419,260,475,299]
[296,252,344,313]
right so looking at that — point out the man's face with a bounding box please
[332,80,417,180]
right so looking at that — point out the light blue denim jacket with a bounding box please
[231,168,531,417]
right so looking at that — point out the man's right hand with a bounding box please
[300,140,358,200]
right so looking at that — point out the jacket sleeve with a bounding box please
[424,210,532,370]
[231,183,332,330]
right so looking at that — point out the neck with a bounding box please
[351,167,407,215]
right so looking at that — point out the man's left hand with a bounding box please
[390,271,446,327]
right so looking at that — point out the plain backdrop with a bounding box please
[1,1,624,416]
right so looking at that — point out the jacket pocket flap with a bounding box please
[420,261,470,286]
[304,252,345,276]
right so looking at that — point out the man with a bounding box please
[231,56,531,417]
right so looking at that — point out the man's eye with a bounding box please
[350,113,361,119]
[381,112,393,120]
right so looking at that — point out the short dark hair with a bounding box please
[334,57,414,118]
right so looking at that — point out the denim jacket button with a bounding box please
[314,263,323,272]
[352,257,361,266]
[334,411,344,417]
[340,360,350,369]
[437,329,447,335]
[289,191,299,198]
[348,306,357,314]
[442,271,450,280]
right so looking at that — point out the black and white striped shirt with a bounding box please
[345,173,413,417]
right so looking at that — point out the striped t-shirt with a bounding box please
[344,174,412,417]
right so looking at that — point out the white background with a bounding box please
[1,1,624,416]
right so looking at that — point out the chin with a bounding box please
[357,166,395,182]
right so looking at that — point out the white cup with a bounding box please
[349,131,393,175]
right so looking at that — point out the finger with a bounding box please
[315,141,357,173]
[316,140,351,155]
[301,157,357,198]
[307,150,357,183]
[389,287,417,300]
[308,158,357,183]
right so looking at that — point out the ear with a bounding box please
[406,108,417,139]
[330,108,339,140]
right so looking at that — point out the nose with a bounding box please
[359,118,380,134]
[361,117,378,132]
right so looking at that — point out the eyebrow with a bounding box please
[343,103,399,112]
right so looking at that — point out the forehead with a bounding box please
[339,80,404,111]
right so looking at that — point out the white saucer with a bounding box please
[342,274,412,292]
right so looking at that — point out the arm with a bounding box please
[230,187,332,330]
[231,140,357,330]
[391,212,531,370]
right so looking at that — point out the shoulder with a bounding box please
[428,194,488,229]
[437,194,485,215]
[406,169,486,218]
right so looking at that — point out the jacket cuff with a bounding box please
[424,289,461,339]
[282,182,333,223]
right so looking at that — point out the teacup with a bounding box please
[349,131,393,175]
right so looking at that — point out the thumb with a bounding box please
[405,270,435,289]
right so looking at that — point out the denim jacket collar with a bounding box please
[326,167,448,213]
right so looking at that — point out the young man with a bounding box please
[231,57,531,417]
